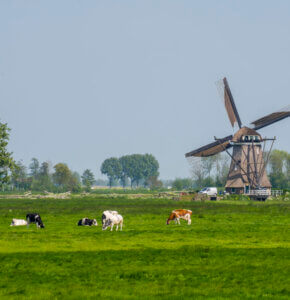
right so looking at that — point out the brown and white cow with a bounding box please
[166,209,192,225]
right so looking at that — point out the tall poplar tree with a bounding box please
[0,121,15,187]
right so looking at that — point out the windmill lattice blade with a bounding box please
[251,105,290,130]
[216,78,242,129]
[185,135,233,157]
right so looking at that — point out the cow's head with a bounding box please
[102,219,111,230]
[92,219,98,226]
[36,217,45,228]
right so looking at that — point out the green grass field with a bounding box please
[0,197,289,299]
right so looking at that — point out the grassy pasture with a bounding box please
[0,197,289,299]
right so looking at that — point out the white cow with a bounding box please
[102,210,118,225]
[10,219,28,226]
[102,212,123,231]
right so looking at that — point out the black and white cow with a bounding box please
[102,211,123,231]
[77,218,98,226]
[102,210,118,226]
[26,213,45,228]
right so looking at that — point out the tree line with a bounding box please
[0,120,289,192]
[10,158,96,192]
[101,154,161,188]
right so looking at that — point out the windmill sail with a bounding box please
[251,105,290,130]
[185,135,233,157]
[216,78,242,128]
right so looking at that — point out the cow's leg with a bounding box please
[184,214,191,225]
[116,224,119,231]
[120,221,123,231]
[177,218,180,225]
[110,224,114,231]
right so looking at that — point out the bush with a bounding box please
[223,194,250,201]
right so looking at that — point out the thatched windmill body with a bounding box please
[185,78,290,195]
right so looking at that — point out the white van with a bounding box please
[198,187,217,196]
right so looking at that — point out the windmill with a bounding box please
[185,78,290,197]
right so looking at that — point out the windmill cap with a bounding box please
[232,127,261,142]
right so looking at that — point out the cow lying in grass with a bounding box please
[10,219,27,226]
[102,211,123,231]
[26,213,45,228]
[77,218,98,226]
[167,209,192,225]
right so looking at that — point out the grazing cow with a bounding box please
[10,219,27,226]
[77,218,98,226]
[102,212,123,231]
[102,210,118,225]
[166,209,192,225]
[26,213,45,228]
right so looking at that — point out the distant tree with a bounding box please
[102,154,161,188]
[202,156,217,178]
[119,154,160,188]
[191,158,205,188]
[0,121,15,187]
[82,169,95,191]
[202,176,216,187]
[161,179,173,188]
[72,171,81,184]
[172,178,193,190]
[142,154,159,185]
[52,163,80,192]
[11,160,28,190]
[29,158,40,178]
[215,153,230,187]
[32,161,53,191]
[286,153,290,184]
[101,158,122,187]
[119,155,134,187]
[146,176,163,190]
[95,178,108,186]
[53,163,71,187]
[69,172,82,192]
[269,150,289,188]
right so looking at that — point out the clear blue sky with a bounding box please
[1,1,290,179]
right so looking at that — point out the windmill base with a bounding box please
[225,187,271,201]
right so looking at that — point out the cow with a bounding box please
[10,219,27,226]
[26,213,45,228]
[166,209,192,225]
[102,212,123,231]
[102,210,118,226]
[77,218,98,226]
